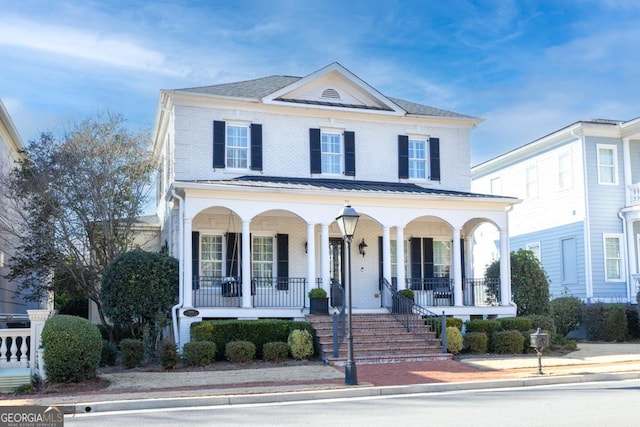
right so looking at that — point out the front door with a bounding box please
[329,238,345,307]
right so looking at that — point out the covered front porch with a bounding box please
[168,177,518,347]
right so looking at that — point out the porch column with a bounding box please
[499,228,511,305]
[241,220,252,308]
[625,218,637,302]
[382,226,391,284]
[321,224,330,294]
[183,217,193,308]
[396,226,406,289]
[464,236,474,305]
[307,223,317,293]
[28,309,51,379]
[453,228,463,306]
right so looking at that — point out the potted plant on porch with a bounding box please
[308,287,329,315]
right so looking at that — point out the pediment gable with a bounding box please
[262,63,405,115]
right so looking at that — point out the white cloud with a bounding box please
[0,16,182,76]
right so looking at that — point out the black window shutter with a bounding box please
[344,131,356,176]
[191,231,200,289]
[398,135,409,179]
[250,123,263,171]
[410,238,422,285]
[309,128,321,174]
[213,121,226,168]
[423,238,434,279]
[429,137,440,181]
[226,233,240,278]
[276,234,289,290]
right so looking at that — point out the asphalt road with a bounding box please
[64,378,640,427]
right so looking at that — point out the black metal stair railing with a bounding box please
[382,279,447,353]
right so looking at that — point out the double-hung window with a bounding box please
[603,234,623,281]
[408,138,427,179]
[433,240,451,278]
[597,144,617,185]
[525,164,538,198]
[390,239,408,279]
[558,152,573,190]
[252,236,274,282]
[200,235,223,279]
[226,124,249,169]
[321,131,342,175]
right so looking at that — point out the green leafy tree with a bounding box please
[1,113,155,331]
[101,250,178,348]
[486,249,550,316]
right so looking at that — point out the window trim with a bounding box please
[558,150,573,190]
[251,234,275,281]
[596,144,618,186]
[603,233,624,282]
[432,239,451,278]
[407,136,428,180]
[225,122,251,170]
[320,129,343,175]
[525,163,538,199]
[199,233,224,279]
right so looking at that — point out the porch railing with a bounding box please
[193,276,306,308]
[407,278,454,306]
[382,279,446,353]
[465,278,500,306]
[0,329,29,368]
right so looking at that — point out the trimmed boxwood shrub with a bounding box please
[183,341,217,366]
[498,317,532,332]
[190,319,314,360]
[288,329,314,360]
[159,339,179,369]
[41,315,102,383]
[465,319,501,335]
[463,332,488,354]
[493,330,525,354]
[625,306,640,339]
[446,326,463,354]
[263,342,289,362]
[120,338,144,368]
[550,297,583,336]
[100,340,118,367]
[583,303,627,342]
[225,341,256,363]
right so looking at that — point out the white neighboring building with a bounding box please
[472,118,640,303]
[152,63,518,347]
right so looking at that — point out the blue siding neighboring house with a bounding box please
[472,118,640,304]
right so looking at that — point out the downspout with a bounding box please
[171,189,185,348]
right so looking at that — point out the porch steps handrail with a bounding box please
[382,279,447,354]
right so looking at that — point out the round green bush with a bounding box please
[183,341,217,366]
[493,330,525,354]
[41,315,102,383]
[463,332,488,353]
[263,341,289,362]
[583,303,627,342]
[550,297,583,336]
[225,340,256,363]
[159,339,180,369]
[288,329,314,360]
[446,326,463,354]
[120,338,144,368]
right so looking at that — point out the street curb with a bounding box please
[62,371,640,414]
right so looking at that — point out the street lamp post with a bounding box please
[336,203,360,385]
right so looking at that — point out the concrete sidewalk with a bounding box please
[3,342,640,414]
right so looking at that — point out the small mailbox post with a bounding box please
[530,327,548,375]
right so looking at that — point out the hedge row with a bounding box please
[190,319,315,360]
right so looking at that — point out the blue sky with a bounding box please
[1,0,639,165]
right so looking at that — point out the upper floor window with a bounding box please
[603,234,623,281]
[408,138,427,179]
[525,164,538,198]
[558,152,573,190]
[398,135,440,181]
[226,125,249,169]
[321,131,342,175]
[597,144,618,185]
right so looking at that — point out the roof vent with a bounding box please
[321,88,340,100]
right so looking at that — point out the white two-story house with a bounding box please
[472,118,640,304]
[152,63,518,347]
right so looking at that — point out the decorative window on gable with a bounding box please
[398,135,440,181]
